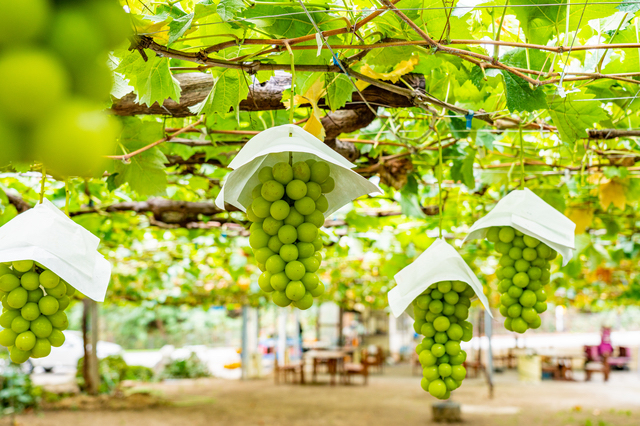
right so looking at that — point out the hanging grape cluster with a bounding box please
[247,159,334,310]
[0,0,129,175]
[413,281,474,399]
[0,261,73,363]
[487,226,554,333]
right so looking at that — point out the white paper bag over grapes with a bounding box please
[461,188,576,334]
[388,238,491,400]
[0,199,111,363]
[216,124,381,310]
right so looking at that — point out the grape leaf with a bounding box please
[548,93,609,145]
[189,70,249,117]
[450,148,476,189]
[326,74,353,111]
[617,0,640,12]
[168,13,194,44]
[603,25,640,73]
[217,0,246,20]
[115,50,181,107]
[501,71,548,112]
[112,118,167,196]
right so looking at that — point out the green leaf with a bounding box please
[399,192,426,218]
[189,70,249,117]
[115,49,181,107]
[476,132,495,150]
[326,74,353,111]
[168,13,194,44]
[113,118,167,196]
[548,93,609,145]
[451,148,476,189]
[617,0,640,12]
[217,0,246,20]
[501,71,548,112]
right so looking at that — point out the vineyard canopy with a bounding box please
[4,0,640,311]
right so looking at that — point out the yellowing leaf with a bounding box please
[599,179,627,210]
[360,56,419,83]
[303,106,326,141]
[283,75,326,140]
[566,208,594,234]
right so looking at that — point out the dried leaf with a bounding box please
[359,56,419,83]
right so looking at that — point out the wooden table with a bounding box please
[305,350,346,385]
[541,355,575,381]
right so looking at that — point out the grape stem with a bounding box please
[39,166,46,204]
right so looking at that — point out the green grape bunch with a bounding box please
[0,260,74,363]
[413,281,474,400]
[247,158,334,310]
[487,226,554,333]
[0,0,129,176]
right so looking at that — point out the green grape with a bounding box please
[0,309,20,328]
[421,323,435,337]
[258,272,274,293]
[511,317,528,333]
[38,295,59,316]
[498,227,515,243]
[297,223,318,243]
[309,282,325,297]
[0,274,19,292]
[0,328,17,347]
[301,273,319,291]
[272,162,293,185]
[0,51,68,122]
[249,229,270,249]
[292,161,311,182]
[285,281,305,301]
[507,286,523,299]
[48,329,65,347]
[446,324,463,341]
[261,180,285,202]
[293,292,313,310]
[299,257,319,273]
[47,311,68,330]
[39,270,60,289]
[10,347,31,364]
[31,338,51,358]
[286,180,307,200]
[433,316,450,332]
[277,225,297,244]
[294,197,315,216]
[320,177,335,193]
[429,300,443,314]
[270,272,289,292]
[284,261,305,281]
[272,291,291,307]
[262,217,283,236]
[310,162,330,184]
[246,206,260,223]
[20,272,40,291]
[258,167,274,183]
[270,200,290,221]
[11,316,30,333]
[486,227,500,243]
[312,236,323,251]
[428,380,447,399]
[305,210,325,228]
[252,197,272,218]
[7,287,27,309]
[249,222,262,234]
[419,350,437,367]
[423,365,439,381]
[65,283,75,297]
[306,182,322,200]
[297,242,315,259]
[450,365,466,381]
[21,302,40,321]
[252,184,263,199]
[507,304,522,318]
[279,244,299,262]
[443,291,459,305]
[315,196,329,213]
[265,255,286,274]
[284,207,305,227]
[15,331,36,351]
[13,260,34,273]
[255,247,275,264]
[46,281,67,299]
[268,236,284,253]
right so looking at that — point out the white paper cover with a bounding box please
[215,124,382,216]
[461,188,576,266]
[0,198,111,302]
[388,238,492,319]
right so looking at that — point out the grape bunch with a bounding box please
[413,281,474,399]
[0,261,73,363]
[487,226,554,333]
[247,159,334,310]
[0,0,129,176]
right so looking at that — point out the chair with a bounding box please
[365,345,385,374]
[274,353,304,384]
[584,345,610,382]
[342,349,369,385]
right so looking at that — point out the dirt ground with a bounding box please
[8,365,640,426]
